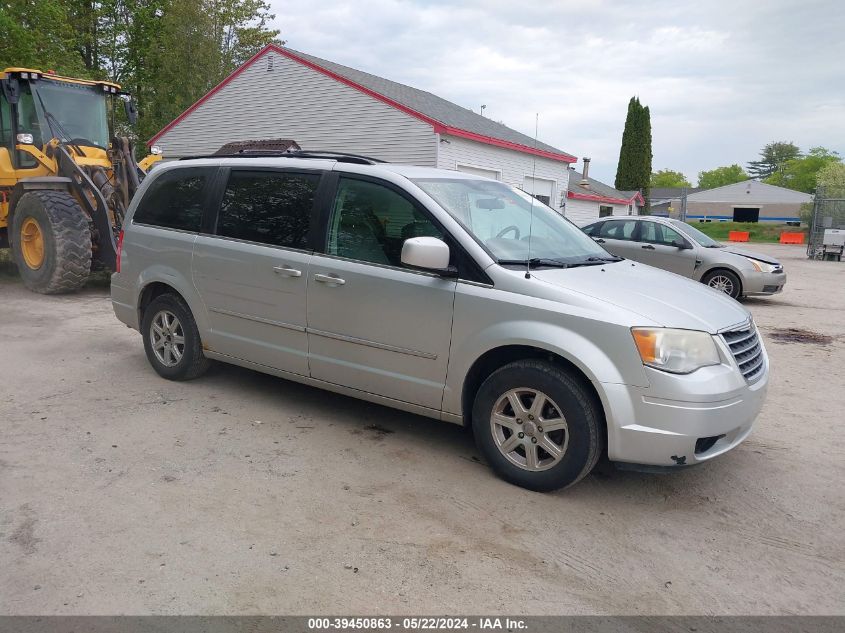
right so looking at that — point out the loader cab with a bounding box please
[0,69,124,172]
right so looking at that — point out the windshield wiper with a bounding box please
[498,258,570,269]
[568,255,623,267]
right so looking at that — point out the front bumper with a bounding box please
[602,350,769,467]
[742,270,787,296]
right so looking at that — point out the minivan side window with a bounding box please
[326,178,443,266]
[133,167,212,232]
[216,170,320,249]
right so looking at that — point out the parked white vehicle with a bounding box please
[112,153,768,491]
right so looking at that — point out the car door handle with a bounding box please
[594,238,605,243]
[314,273,346,286]
[273,265,302,277]
[641,244,655,250]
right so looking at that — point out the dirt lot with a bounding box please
[1,243,843,615]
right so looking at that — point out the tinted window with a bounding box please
[133,167,211,232]
[638,221,660,243]
[217,171,320,248]
[327,178,443,266]
[598,219,637,240]
[582,222,603,236]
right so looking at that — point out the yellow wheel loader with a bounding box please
[0,68,161,293]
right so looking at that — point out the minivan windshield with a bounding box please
[413,178,615,266]
[669,219,722,248]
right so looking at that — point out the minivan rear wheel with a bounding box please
[141,293,211,381]
[472,360,603,491]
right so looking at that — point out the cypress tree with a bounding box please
[615,97,653,209]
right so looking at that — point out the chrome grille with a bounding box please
[722,323,765,381]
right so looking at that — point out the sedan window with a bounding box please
[598,220,637,241]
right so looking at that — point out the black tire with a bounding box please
[141,293,211,381]
[10,190,92,294]
[702,268,742,299]
[471,360,603,492]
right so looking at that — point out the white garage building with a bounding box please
[148,44,577,210]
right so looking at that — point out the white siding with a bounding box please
[687,180,812,204]
[155,51,437,165]
[436,135,571,211]
[564,198,629,226]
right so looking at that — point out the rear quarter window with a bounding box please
[132,167,214,232]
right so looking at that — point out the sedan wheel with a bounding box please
[490,388,569,472]
[702,269,742,299]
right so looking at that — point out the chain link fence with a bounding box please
[807,186,845,259]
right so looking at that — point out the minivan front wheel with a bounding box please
[472,360,603,491]
[141,293,210,381]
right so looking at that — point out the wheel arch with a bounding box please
[459,345,609,453]
[135,272,209,338]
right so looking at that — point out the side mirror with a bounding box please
[124,99,139,125]
[401,237,451,272]
[673,238,692,249]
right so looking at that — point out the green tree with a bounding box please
[765,147,841,193]
[0,0,86,75]
[815,161,845,198]
[697,164,748,189]
[650,169,690,188]
[747,141,801,180]
[615,97,652,205]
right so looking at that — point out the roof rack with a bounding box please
[180,149,384,165]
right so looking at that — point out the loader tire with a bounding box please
[11,190,92,294]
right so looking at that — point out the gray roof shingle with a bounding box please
[568,170,639,202]
[284,47,574,159]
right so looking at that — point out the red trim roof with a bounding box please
[148,44,576,163]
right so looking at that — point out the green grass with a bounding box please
[687,221,807,243]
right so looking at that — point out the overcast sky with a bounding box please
[268,0,844,184]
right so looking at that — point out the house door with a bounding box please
[733,207,760,222]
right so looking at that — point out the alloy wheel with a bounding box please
[708,275,735,295]
[490,388,569,472]
[150,310,185,367]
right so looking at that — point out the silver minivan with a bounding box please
[111,154,769,491]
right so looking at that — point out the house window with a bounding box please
[599,205,613,217]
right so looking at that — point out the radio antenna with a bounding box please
[525,112,539,279]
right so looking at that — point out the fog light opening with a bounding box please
[695,434,726,455]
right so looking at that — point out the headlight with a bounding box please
[631,328,721,374]
[747,258,777,273]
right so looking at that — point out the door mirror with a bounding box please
[123,98,139,125]
[672,238,692,249]
[401,237,451,271]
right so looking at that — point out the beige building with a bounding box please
[652,180,812,223]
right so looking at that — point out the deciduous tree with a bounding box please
[697,164,748,189]
[650,169,690,188]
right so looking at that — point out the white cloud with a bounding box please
[268,0,845,184]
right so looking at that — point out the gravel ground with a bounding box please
[1,243,843,615]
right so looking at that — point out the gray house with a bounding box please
[149,44,578,210]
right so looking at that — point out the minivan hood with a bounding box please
[531,262,750,333]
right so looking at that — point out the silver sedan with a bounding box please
[582,216,787,299]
